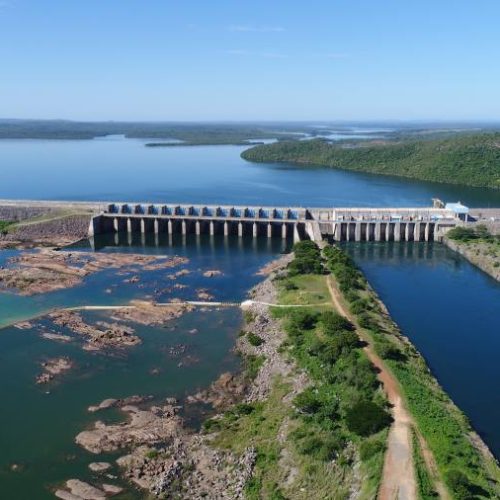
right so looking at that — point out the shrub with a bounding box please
[288,241,324,275]
[243,354,265,380]
[247,332,264,347]
[359,437,386,461]
[321,310,354,335]
[445,469,482,499]
[378,343,407,362]
[346,401,392,436]
[298,435,342,461]
[203,418,221,432]
[145,449,159,459]
[288,309,319,330]
[282,280,298,291]
[293,388,322,414]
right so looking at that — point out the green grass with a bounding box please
[206,251,387,498]
[0,220,13,234]
[412,430,439,499]
[275,274,331,306]
[242,133,500,189]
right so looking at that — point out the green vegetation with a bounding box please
[242,354,265,381]
[247,331,264,347]
[0,119,304,144]
[323,245,500,498]
[448,224,497,243]
[241,133,500,189]
[412,430,439,499]
[446,225,500,277]
[287,240,324,276]
[0,220,13,234]
[205,242,387,498]
[275,274,330,306]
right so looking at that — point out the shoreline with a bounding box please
[443,236,500,282]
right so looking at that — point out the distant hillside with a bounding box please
[241,133,500,189]
[0,120,304,144]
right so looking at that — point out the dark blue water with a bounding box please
[1,136,499,207]
[346,243,500,458]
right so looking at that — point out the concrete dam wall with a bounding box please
[89,203,461,243]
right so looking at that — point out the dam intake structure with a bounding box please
[89,203,464,243]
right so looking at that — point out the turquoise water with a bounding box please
[345,243,500,458]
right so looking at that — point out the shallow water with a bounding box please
[0,234,289,498]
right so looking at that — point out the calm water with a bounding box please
[345,243,500,458]
[0,235,289,498]
[1,136,500,207]
[0,138,500,497]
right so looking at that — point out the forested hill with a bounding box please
[241,133,500,189]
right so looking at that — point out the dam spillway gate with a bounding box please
[89,203,461,243]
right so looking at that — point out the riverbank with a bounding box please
[443,227,500,281]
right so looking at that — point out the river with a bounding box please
[0,136,499,497]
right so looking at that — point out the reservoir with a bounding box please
[1,136,500,207]
[0,136,499,496]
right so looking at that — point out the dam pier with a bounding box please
[89,202,466,243]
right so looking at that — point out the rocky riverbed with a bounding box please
[59,254,309,499]
[0,249,189,295]
[31,301,193,351]
[36,357,74,384]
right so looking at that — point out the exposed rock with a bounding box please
[13,320,33,329]
[88,395,153,413]
[48,310,140,350]
[56,479,106,500]
[36,357,73,384]
[0,249,189,295]
[101,484,123,495]
[123,275,140,284]
[110,300,193,326]
[76,403,182,454]
[202,269,223,277]
[187,372,246,409]
[42,332,73,343]
[196,288,214,300]
[88,462,112,473]
[167,268,191,280]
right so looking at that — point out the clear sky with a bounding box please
[1,0,500,121]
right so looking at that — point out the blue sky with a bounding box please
[1,0,499,121]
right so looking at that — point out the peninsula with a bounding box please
[241,133,500,189]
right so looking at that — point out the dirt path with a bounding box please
[326,276,417,500]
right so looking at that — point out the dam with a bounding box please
[89,202,466,242]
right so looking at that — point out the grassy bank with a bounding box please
[323,244,500,498]
[204,243,389,499]
[241,133,500,189]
